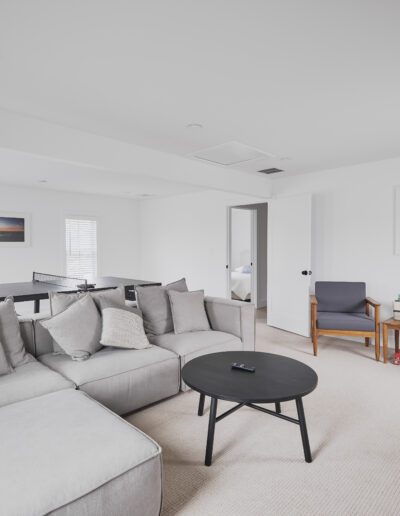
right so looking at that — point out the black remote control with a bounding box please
[231,362,255,373]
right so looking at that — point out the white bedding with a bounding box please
[231,271,251,301]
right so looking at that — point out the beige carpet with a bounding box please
[126,312,399,515]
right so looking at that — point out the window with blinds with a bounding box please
[65,218,98,279]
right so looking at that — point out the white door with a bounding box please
[267,193,312,336]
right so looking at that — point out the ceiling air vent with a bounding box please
[258,168,283,175]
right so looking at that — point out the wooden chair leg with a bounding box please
[375,327,380,362]
[312,330,318,356]
[365,337,370,347]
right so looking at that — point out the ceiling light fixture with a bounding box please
[38,179,48,183]
[186,123,203,129]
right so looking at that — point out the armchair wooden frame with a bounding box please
[310,296,381,361]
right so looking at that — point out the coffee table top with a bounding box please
[182,351,318,403]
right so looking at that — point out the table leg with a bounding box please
[383,324,388,364]
[198,393,205,416]
[34,299,40,314]
[395,330,399,354]
[296,398,312,463]
[275,402,281,414]
[205,397,218,466]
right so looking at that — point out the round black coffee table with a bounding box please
[182,351,318,466]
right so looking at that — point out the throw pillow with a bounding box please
[0,340,13,376]
[99,299,150,349]
[0,297,30,367]
[90,285,126,311]
[168,290,210,334]
[136,278,188,335]
[41,294,102,358]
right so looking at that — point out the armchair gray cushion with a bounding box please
[317,312,374,331]
[315,281,366,313]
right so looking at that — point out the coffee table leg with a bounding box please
[275,402,281,414]
[198,393,205,416]
[296,397,312,463]
[205,397,218,466]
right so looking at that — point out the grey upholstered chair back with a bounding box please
[315,282,366,313]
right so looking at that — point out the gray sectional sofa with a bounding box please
[0,295,255,516]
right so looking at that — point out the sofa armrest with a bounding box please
[204,297,255,351]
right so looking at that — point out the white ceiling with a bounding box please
[0,0,399,187]
[0,148,203,199]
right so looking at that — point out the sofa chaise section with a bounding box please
[39,345,180,415]
[0,389,162,516]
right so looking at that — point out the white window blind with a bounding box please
[65,218,98,278]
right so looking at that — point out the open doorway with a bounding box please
[227,203,268,309]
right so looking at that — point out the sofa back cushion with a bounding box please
[136,278,188,335]
[0,298,30,367]
[315,281,366,313]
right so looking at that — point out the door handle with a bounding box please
[301,270,312,276]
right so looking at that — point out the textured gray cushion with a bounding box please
[41,294,102,357]
[136,278,188,335]
[0,390,162,516]
[39,346,180,414]
[315,282,366,313]
[317,312,375,331]
[0,297,30,367]
[50,286,126,315]
[0,340,13,375]
[0,359,74,408]
[168,290,210,334]
[150,330,242,390]
[100,304,150,350]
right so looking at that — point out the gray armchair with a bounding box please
[310,282,381,360]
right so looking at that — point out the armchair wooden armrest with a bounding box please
[310,295,318,305]
[366,297,380,308]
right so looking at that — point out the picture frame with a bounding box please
[0,212,31,247]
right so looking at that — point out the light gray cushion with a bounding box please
[49,286,126,315]
[39,345,180,414]
[0,340,13,375]
[0,358,74,408]
[315,281,366,313]
[317,312,375,331]
[0,297,30,367]
[100,304,150,349]
[90,285,126,310]
[168,289,210,334]
[150,330,243,391]
[41,294,102,357]
[136,278,188,335]
[0,390,162,516]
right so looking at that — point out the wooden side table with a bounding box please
[382,318,400,363]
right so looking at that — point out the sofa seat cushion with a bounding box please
[0,390,162,516]
[0,358,74,408]
[39,346,180,415]
[317,312,375,331]
[150,330,242,390]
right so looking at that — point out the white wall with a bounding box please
[139,190,267,297]
[272,157,400,340]
[0,184,140,313]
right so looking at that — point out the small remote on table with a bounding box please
[231,362,255,373]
